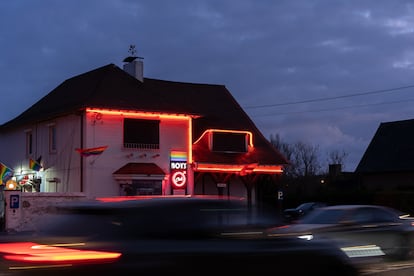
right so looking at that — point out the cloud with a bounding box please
[2,0,414,172]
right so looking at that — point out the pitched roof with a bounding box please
[1,63,288,166]
[355,119,414,173]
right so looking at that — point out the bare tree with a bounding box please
[270,134,294,163]
[270,134,321,177]
[291,142,321,177]
[327,149,348,170]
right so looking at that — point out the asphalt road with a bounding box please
[358,259,414,275]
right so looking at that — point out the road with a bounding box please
[358,259,414,275]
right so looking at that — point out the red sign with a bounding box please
[170,161,187,189]
[172,171,186,188]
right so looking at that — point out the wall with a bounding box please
[0,114,83,194]
[83,111,191,198]
[4,191,87,232]
[360,172,414,191]
[0,110,191,199]
[41,115,82,193]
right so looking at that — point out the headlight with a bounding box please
[298,234,313,241]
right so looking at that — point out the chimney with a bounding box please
[328,164,342,178]
[122,45,144,82]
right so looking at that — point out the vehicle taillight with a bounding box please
[0,242,121,264]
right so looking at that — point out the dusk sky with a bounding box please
[2,0,414,171]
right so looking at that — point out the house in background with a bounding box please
[0,55,288,207]
[355,118,414,192]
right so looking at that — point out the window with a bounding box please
[131,180,162,195]
[26,131,33,156]
[49,124,57,153]
[123,118,160,149]
[212,132,247,152]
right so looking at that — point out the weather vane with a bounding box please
[128,45,137,57]
[123,44,144,63]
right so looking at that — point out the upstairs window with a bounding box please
[123,118,160,149]
[26,130,33,156]
[212,132,247,153]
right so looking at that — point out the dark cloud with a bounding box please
[2,0,414,170]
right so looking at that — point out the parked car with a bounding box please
[0,196,357,275]
[283,202,327,222]
[268,204,414,261]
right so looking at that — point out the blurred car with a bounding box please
[283,202,327,222]
[268,204,414,261]
[0,196,357,275]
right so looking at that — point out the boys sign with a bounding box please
[170,151,187,190]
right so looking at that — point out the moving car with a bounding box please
[282,202,327,222]
[0,196,357,275]
[268,204,414,260]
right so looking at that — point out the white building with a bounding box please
[0,57,288,207]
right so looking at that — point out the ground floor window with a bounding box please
[122,180,162,195]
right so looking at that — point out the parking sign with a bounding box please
[10,194,19,209]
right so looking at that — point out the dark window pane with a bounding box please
[212,132,247,152]
[124,118,160,149]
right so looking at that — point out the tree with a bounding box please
[292,141,321,177]
[326,149,348,171]
[270,134,322,178]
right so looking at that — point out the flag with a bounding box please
[0,162,13,184]
[29,158,42,171]
[75,146,108,157]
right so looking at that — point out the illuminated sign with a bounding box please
[10,194,19,208]
[172,171,186,188]
[170,151,187,189]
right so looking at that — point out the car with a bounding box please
[282,202,327,222]
[268,204,414,261]
[0,196,358,275]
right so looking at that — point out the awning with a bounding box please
[113,163,165,181]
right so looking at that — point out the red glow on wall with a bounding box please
[86,108,193,162]
[96,195,191,203]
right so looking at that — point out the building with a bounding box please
[0,56,288,208]
[356,118,414,192]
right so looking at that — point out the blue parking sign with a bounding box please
[10,194,19,209]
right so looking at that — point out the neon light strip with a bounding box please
[195,164,283,173]
[86,108,193,120]
[194,129,254,147]
[188,118,192,163]
[253,167,284,173]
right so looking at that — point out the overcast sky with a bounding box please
[2,0,414,172]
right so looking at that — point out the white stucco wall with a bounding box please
[4,191,87,232]
[0,114,82,194]
[82,111,191,198]
[0,111,192,199]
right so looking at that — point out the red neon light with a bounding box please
[188,121,192,164]
[194,129,254,147]
[253,168,284,173]
[86,108,194,120]
[195,164,283,174]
